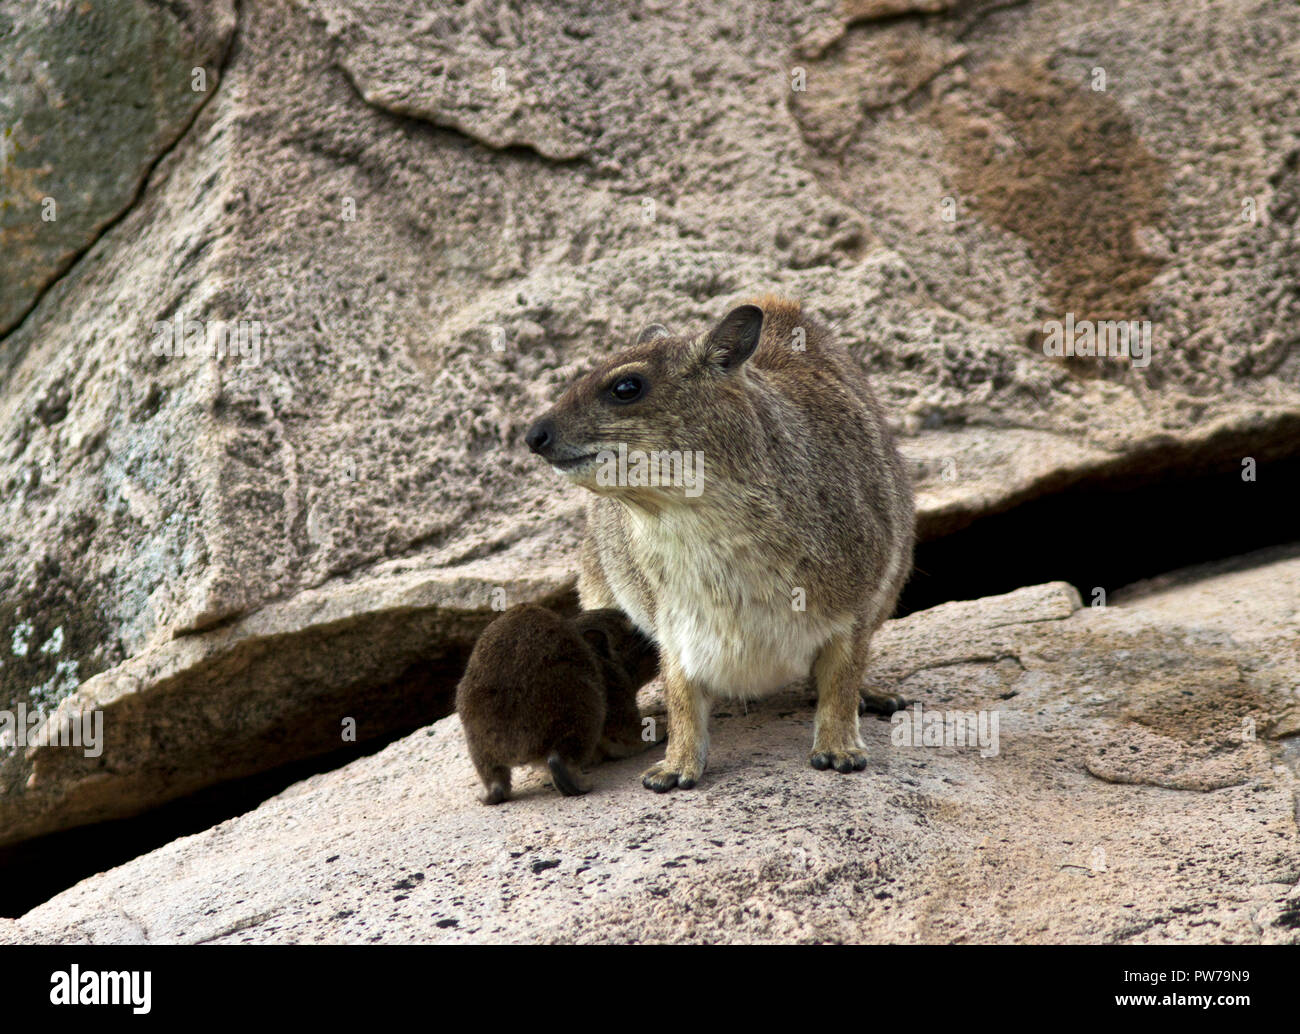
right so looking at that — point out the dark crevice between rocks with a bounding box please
[4,428,1300,918]
[0,642,478,919]
[899,424,1300,615]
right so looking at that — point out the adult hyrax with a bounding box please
[524,296,914,792]
[455,603,659,804]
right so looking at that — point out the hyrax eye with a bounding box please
[608,375,646,403]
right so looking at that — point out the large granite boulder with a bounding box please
[0,0,236,334]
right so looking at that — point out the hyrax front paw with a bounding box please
[809,747,869,773]
[641,758,702,792]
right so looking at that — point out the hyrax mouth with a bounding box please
[550,452,599,473]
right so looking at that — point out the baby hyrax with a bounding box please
[455,603,660,804]
[525,296,915,792]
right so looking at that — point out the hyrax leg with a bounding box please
[478,763,512,805]
[642,659,710,792]
[464,736,513,804]
[810,630,869,773]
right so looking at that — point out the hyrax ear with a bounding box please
[581,626,612,660]
[636,323,670,344]
[699,305,764,371]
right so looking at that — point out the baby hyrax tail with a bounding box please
[455,603,660,804]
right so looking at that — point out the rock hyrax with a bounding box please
[524,296,914,791]
[455,603,659,804]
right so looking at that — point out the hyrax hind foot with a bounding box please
[547,753,593,797]
[481,767,511,805]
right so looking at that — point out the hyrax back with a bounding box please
[455,604,659,804]
[525,296,915,792]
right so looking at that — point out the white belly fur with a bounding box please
[615,508,852,699]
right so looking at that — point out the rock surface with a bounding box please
[1,556,576,847]
[4,550,1298,944]
[2,0,1299,858]
[0,0,236,334]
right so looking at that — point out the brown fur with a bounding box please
[455,604,659,804]
[525,297,915,791]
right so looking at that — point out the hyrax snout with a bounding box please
[455,603,660,804]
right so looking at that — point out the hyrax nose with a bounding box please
[525,418,556,456]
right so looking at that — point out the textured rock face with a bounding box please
[1,557,577,848]
[0,0,236,334]
[1,0,1299,855]
[3,552,1298,944]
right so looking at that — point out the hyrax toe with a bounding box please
[859,690,907,716]
[641,758,701,792]
[809,748,870,773]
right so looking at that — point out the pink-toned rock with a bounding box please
[4,550,1298,944]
